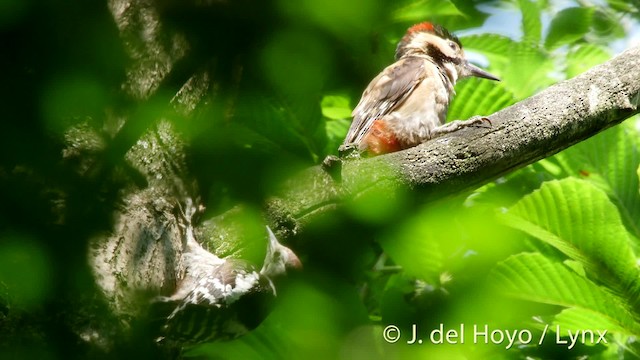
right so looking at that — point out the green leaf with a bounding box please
[490,253,640,336]
[637,164,640,193]
[459,34,517,59]
[501,42,554,99]
[448,77,515,121]
[565,43,611,78]
[464,164,555,209]
[0,235,52,309]
[592,9,626,40]
[321,94,352,120]
[392,0,463,23]
[498,178,639,294]
[518,0,542,44]
[606,0,637,14]
[379,211,444,283]
[324,117,350,155]
[553,125,640,238]
[545,7,595,50]
[553,308,628,335]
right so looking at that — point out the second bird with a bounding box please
[341,22,500,156]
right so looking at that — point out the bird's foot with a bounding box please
[337,144,363,159]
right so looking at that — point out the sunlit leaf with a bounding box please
[545,7,595,50]
[565,43,611,78]
[325,117,350,155]
[491,253,640,336]
[392,0,463,23]
[553,308,628,336]
[459,34,517,58]
[346,179,411,225]
[553,125,640,238]
[606,0,637,14]
[379,229,443,284]
[518,0,542,44]
[501,42,554,99]
[464,164,554,209]
[448,77,515,121]
[498,178,640,294]
[321,95,353,120]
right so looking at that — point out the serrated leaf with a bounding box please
[565,43,611,78]
[537,159,562,177]
[501,42,554,99]
[518,0,542,44]
[498,178,639,294]
[490,253,640,335]
[553,125,640,238]
[459,34,517,58]
[553,308,628,335]
[448,77,515,121]
[545,7,595,50]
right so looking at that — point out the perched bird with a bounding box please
[340,22,500,156]
[152,201,300,346]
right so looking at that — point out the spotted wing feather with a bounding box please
[158,259,268,343]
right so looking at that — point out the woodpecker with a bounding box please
[340,22,500,156]
[152,200,300,345]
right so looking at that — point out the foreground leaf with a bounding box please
[491,253,639,336]
[499,178,639,294]
[553,125,640,238]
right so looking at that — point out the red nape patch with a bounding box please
[407,22,434,34]
[362,120,401,155]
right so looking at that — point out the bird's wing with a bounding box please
[343,57,428,146]
[180,259,259,308]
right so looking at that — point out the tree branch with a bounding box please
[267,46,640,238]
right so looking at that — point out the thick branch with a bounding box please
[268,46,640,237]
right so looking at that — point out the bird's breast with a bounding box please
[386,73,451,147]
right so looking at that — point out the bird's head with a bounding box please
[260,226,301,279]
[395,22,499,82]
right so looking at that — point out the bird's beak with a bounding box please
[465,62,500,81]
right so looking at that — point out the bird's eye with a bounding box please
[448,41,458,51]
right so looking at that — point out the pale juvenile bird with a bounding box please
[151,199,301,346]
[340,22,500,156]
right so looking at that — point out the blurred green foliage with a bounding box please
[2,0,640,359]
[0,233,52,309]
